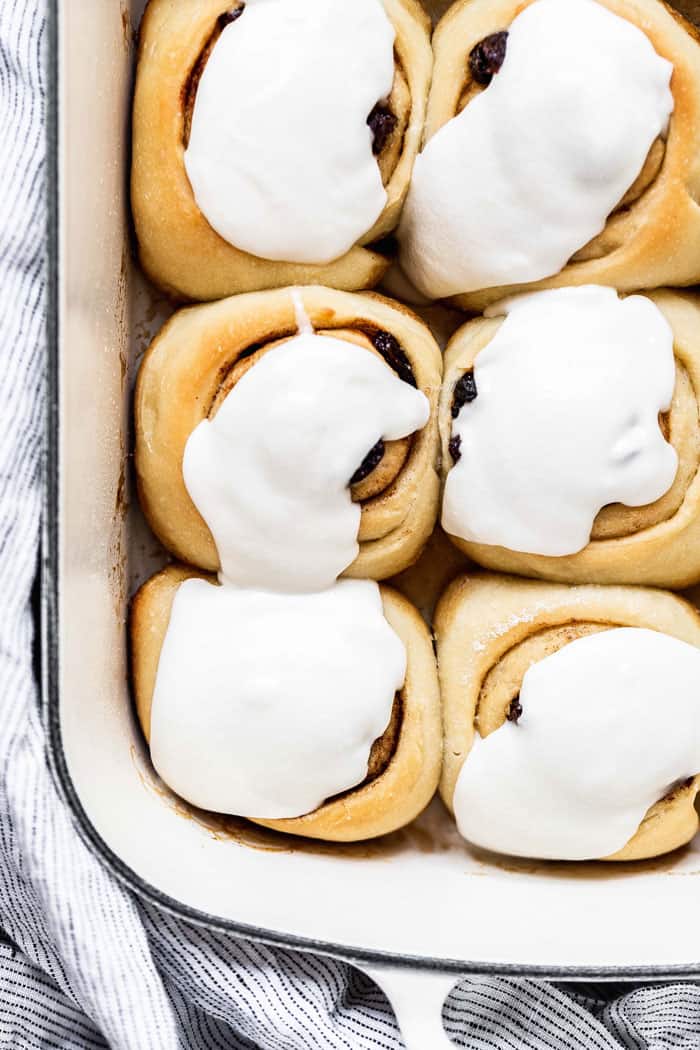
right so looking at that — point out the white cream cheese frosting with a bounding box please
[183,330,429,592]
[183,0,395,264]
[453,627,700,860]
[442,287,678,557]
[398,0,674,298]
[150,577,406,819]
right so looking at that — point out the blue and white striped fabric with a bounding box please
[1,1,699,1046]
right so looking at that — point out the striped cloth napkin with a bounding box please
[1,1,699,1046]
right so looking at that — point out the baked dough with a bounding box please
[131,0,432,301]
[427,0,700,310]
[435,572,700,861]
[439,289,700,588]
[135,286,442,581]
[131,564,443,842]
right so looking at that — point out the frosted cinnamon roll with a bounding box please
[399,0,700,310]
[132,0,431,301]
[436,573,700,861]
[135,287,442,587]
[131,565,442,841]
[439,287,700,589]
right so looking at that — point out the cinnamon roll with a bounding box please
[436,573,700,862]
[131,565,442,841]
[135,287,442,587]
[132,0,432,301]
[439,287,700,589]
[399,0,700,309]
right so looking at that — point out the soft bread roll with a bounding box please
[135,286,442,582]
[435,573,700,862]
[439,289,700,588]
[131,0,432,300]
[425,0,700,310]
[131,565,442,842]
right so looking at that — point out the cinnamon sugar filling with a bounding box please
[182,5,246,148]
[328,691,404,805]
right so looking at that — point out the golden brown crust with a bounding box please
[439,289,700,588]
[132,0,432,301]
[130,563,210,739]
[135,286,442,581]
[429,0,700,309]
[434,572,700,861]
[130,566,442,842]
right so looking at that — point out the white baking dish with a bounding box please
[45,2,700,1045]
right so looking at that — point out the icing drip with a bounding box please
[184,327,429,591]
[442,287,677,557]
[453,628,700,860]
[399,0,673,298]
[150,577,406,819]
[184,0,395,264]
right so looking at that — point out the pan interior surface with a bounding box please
[45,0,700,977]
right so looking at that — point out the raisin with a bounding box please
[469,31,508,87]
[448,434,462,463]
[368,234,398,258]
[350,439,385,486]
[506,696,523,724]
[367,104,398,155]
[372,330,417,388]
[218,4,245,30]
[451,370,477,418]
